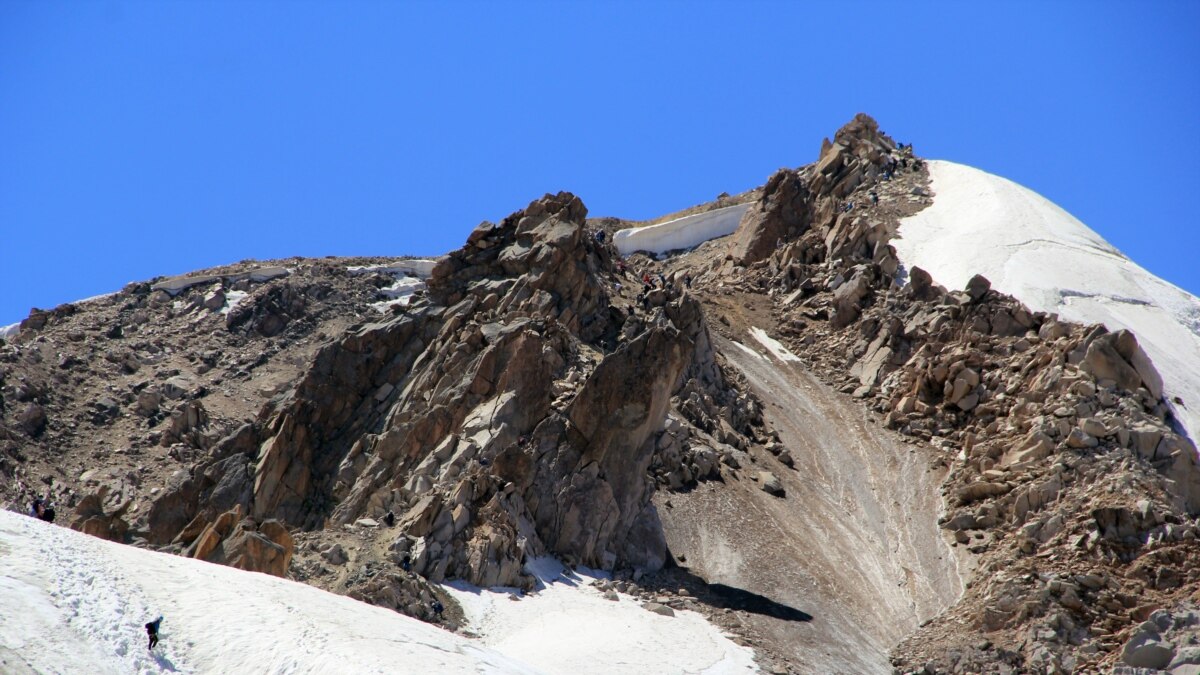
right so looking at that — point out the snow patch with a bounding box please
[895,160,1200,442]
[0,322,18,339]
[614,203,752,257]
[732,340,770,362]
[220,290,249,316]
[443,557,757,675]
[348,260,437,313]
[749,327,801,363]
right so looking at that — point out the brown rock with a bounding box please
[728,169,812,265]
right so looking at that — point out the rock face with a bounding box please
[730,112,899,267]
[182,505,294,576]
[70,485,133,542]
[729,169,812,265]
[143,189,742,596]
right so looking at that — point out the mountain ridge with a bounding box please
[5,114,1200,673]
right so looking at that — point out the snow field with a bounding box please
[895,160,1200,443]
[1,511,757,674]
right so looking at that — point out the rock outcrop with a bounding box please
[180,504,294,576]
[729,112,900,266]
[139,189,754,601]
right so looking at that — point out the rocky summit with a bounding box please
[4,113,1200,674]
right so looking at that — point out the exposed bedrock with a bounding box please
[145,190,727,589]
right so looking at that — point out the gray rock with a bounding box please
[161,376,194,400]
[1123,632,1175,669]
[321,543,349,566]
[1066,428,1099,449]
[1170,646,1200,668]
[643,602,675,617]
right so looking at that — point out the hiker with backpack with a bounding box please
[146,616,163,650]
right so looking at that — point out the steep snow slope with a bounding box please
[614,203,751,256]
[894,160,1200,443]
[0,511,754,674]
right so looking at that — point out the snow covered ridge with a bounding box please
[0,511,754,674]
[894,160,1200,443]
[614,203,752,256]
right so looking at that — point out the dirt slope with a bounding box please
[657,321,965,673]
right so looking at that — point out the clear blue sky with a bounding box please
[2,1,1197,326]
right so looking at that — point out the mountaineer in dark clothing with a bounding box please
[30,497,55,522]
[146,616,163,650]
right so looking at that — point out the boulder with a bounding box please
[759,471,785,497]
[1122,631,1175,669]
[831,270,872,329]
[643,602,675,617]
[18,403,46,436]
[1080,329,1156,396]
[728,169,812,265]
[222,522,293,576]
[965,274,991,302]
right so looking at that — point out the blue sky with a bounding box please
[2,1,1197,326]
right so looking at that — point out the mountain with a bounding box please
[3,114,1200,674]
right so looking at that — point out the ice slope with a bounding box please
[894,160,1200,443]
[614,203,751,256]
[0,510,754,674]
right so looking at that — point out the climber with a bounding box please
[145,616,163,650]
[29,497,45,519]
[594,230,606,244]
[869,190,878,205]
[430,600,444,618]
